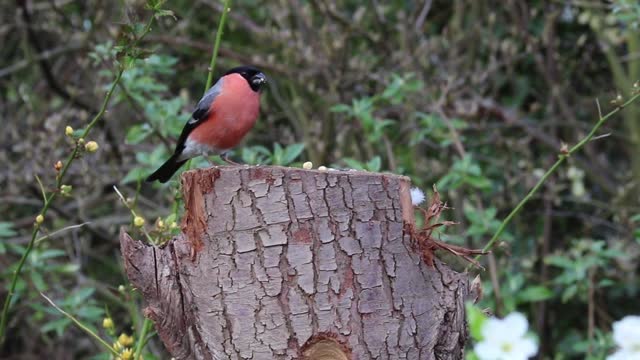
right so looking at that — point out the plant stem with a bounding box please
[204,0,232,92]
[0,15,155,345]
[134,317,153,360]
[476,93,640,261]
[41,293,118,356]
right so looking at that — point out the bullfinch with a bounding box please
[146,66,267,183]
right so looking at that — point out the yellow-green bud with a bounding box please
[133,216,145,227]
[36,214,44,224]
[121,348,133,360]
[118,285,126,293]
[170,221,178,229]
[78,138,85,145]
[118,333,134,347]
[85,141,99,153]
[65,126,74,137]
[113,341,123,352]
[157,219,165,229]
[302,161,313,170]
[60,184,72,195]
[102,317,114,329]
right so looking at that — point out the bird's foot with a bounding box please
[220,152,242,165]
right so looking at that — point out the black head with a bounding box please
[224,66,267,92]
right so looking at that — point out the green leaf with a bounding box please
[516,286,554,303]
[31,270,47,292]
[545,255,575,269]
[154,9,176,20]
[342,158,366,171]
[330,104,351,113]
[53,263,81,274]
[41,317,71,337]
[72,129,86,138]
[272,143,284,165]
[466,352,480,360]
[126,124,153,144]
[466,302,488,341]
[281,143,305,165]
[0,222,17,237]
[76,305,104,320]
[561,284,578,303]
[66,288,96,307]
[30,248,67,264]
[366,156,381,172]
[122,167,148,184]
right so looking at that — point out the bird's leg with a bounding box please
[202,152,217,166]
[220,152,241,165]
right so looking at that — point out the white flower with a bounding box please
[607,315,640,360]
[410,187,425,206]
[474,312,538,360]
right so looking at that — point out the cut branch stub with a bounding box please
[120,166,469,360]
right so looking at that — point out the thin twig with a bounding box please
[134,318,153,359]
[587,269,595,357]
[204,0,232,92]
[473,93,640,265]
[35,222,91,244]
[41,293,118,356]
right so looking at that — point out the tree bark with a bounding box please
[120,166,469,360]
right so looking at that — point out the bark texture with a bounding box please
[120,166,469,360]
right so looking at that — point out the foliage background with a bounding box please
[1,0,639,358]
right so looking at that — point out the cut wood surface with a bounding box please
[120,166,469,359]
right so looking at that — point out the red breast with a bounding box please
[188,73,261,150]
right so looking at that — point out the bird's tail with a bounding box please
[146,154,187,183]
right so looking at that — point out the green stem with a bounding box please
[134,317,153,360]
[204,0,232,92]
[477,93,640,260]
[41,293,118,356]
[0,15,155,346]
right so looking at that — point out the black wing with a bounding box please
[172,78,224,154]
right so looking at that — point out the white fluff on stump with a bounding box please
[120,166,470,360]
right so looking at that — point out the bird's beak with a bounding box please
[251,73,267,86]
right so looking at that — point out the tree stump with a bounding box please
[120,166,469,360]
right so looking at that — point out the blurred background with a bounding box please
[1,0,639,358]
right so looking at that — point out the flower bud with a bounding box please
[121,348,133,360]
[85,141,99,153]
[36,214,44,224]
[302,161,313,170]
[102,317,114,329]
[65,126,74,137]
[54,161,63,171]
[118,333,134,347]
[318,166,327,172]
[60,184,72,196]
[113,341,123,352]
[133,216,145,227]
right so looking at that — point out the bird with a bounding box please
[146,66,267,183]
